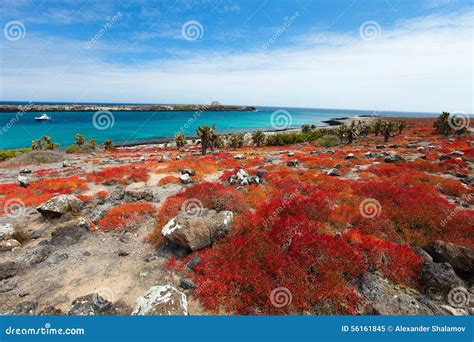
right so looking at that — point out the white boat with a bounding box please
[35,114,52,121]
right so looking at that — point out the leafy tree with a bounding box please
[252,130,266,147]
[75,133,85,147]
[175,133,187,150]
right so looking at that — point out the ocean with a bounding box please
[0,103,443,149]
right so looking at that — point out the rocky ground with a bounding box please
[0,118,472,316]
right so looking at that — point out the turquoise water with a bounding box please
[0,105,441,149]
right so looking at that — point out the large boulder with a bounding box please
[424,240,473,276]
[358,273,436,315]
[37,195,83,219]
[0,239,21,251]
[161,209,233,250]
[420,261,465,293]
[132,285,188,315]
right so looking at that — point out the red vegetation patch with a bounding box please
[98,203,156,230]
[86,165,149,185]
[0,176,88,216]
[157,175,181,186]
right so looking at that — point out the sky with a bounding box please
[0,0,472,113]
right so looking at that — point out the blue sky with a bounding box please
[0,0,472,112]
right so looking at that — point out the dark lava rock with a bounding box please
[68,293,113,316]
[0,260,19,280]
[187,255,202,269]
[38,306,63,315]
[420,262,465,294]
[50,220,88,246]
[180,278,197,290]
[14,301,38,315]
[424,240,473,277]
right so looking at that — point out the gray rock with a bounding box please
[180,173,193,184]
[24,245,52,266]
[0,239,21,251]
[187,255,202,269]
[327,168,340,176]
[50,220,88,246]
[345,153,356,160]
[384,153,405,163]
[0,260,19,280]
[37,195,84,219]
[14,301,38,315]
[68,293,112,315]
[19,168,32,174]
[38,306,63,315]
[0,223,15,241]
[233,154,246,160]
[162,209,233,250]
[0,278,17,292]
[179,168,196,177]
[18,175,30,188]
[421,262,465,294]
[424,240,473,276]
[90,204,114,223]
[180,278,197,289]
[124,189,154,202]
[358,273,434,315]
[108,188,125,202]
[287,160,299,167]
[132,285,188,315]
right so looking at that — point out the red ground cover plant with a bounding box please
[157,175,181,186]
[86,165,149,185]
[0,176,88,216]
[191,185,424,315]
[98,203,156,230]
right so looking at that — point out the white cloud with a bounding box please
[0,10,472,113]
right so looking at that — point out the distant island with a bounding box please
[0,103,256,113]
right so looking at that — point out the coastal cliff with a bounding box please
[0,104,256,113]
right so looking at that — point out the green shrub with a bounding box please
[265,130,324,146]
[0,148,30,161]
[315,134,341,147]
[65,144,81,154]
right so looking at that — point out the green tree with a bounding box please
[373,119,382,136]
[252,130,266,147]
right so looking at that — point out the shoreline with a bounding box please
[115,115,377,148]
[0,104,256,113]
